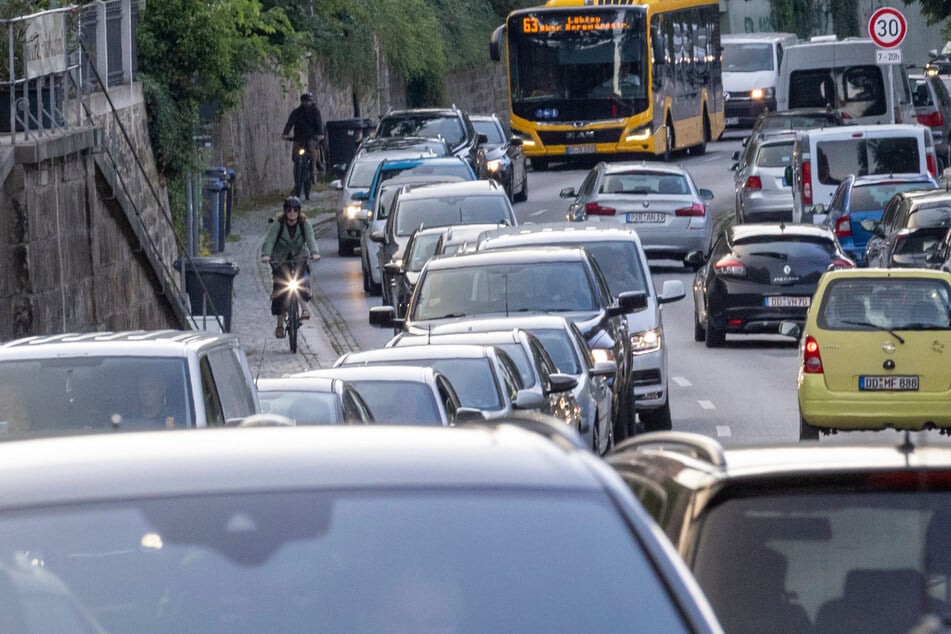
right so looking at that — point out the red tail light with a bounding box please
[714,256,746,277]
[840,112,853,120]
[927,153,938,177]
[918,111,945,127]
[803,335,823,374]
[743,176,763,191]
[801,161,813,205]
[834,215,851,238]
[675,203,705,217]
[585,202,616,216]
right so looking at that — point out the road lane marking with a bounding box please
[716,425,732,437]
[672,376,692,387]
[529,209,548,217]
[698,400,715,410]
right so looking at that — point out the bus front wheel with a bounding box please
[660,122,674,162]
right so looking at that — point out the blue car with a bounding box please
[822,174,939,265]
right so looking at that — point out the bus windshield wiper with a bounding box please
[840,320,905,344]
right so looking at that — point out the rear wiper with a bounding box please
[840,320,905,344]
[749,251,789,260]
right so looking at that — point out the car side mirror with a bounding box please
[559,187,576,198]
[608,290,647,317]
[546,373,579,394]
[589,361,617,379]
[509,136,524,147]
[383,261,403,276]
[513,389,546,410]
[453,407,485,425]
[732,150,740,160]
[700,188,714,200]
[684,250,706,267]
[370,230,386,244]
[330,179,343,190]
[369,305,400,328]
[658,279,686,304]
[332,163,347,177]
[477,133,488,146]
[351,191,369,201]
[779,321,802,340]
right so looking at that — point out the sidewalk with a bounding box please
[221,188,348,379]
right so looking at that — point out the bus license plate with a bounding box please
[626,212,666,223]
[725,117,739,125]
[566,145,595,155]
[764,296,811,307]
[859,375,919,391]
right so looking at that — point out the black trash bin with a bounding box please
[202,177,227,253]
[326,118,375,171]
[173,257,240,332]
[206,167,237,234]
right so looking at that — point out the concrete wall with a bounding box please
[0,83,183,341]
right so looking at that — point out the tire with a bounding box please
[704,313,725,348]
[660,121,674,162]
[694,307,705,342]
[287,297,299,354]
[361,263,370,293]
[513,170,528,202]
[692,114,710,156]
[640,399,672,432]
[800,416,819,441]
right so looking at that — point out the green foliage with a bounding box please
[904,0,951,26]
[829,0,859,38]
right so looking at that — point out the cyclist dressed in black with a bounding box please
[282,93,325,192]
[260,196,321,338]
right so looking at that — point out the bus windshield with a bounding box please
[507,8,649,121]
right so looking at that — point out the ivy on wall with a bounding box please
[771,0,851,38]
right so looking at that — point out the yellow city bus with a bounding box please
[490,0,724,169]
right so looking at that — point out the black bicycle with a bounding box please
[271,260,308,353]
[293,145,312,201]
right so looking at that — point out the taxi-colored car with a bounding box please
[784,268,951,440]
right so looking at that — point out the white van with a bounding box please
[776,38,916,126]
[721,32,799,128]
[790,124,938,223]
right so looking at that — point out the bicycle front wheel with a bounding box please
[287,296,300,353]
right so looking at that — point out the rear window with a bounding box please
[849,181,936,212]
[788,66,886,117]
[815,137,921,186]
[731,235,836,259]
[601,172,690,195]
[817,277,951,330]
[378,115,465,147]
[395,196,513,236]
[756,142,794,168]
[347,379,442,425]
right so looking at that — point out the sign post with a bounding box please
[869,7,907,124]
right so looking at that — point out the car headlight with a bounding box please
[486,159,503,173]
[631,328,663,355]
[513,132,535,147]
[625,125,652,142]
[344,204,362,219]
[591,347,615,364]
[750,87,775,100]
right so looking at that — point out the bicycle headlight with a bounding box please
[631,328,663,355]
[297,147,307,156]
[486,159,503,173]
[285,277,302,293]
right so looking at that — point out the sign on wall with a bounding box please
[24,11,67,79]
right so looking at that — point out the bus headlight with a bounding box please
[631,328,663,355]
[625,125,652,142]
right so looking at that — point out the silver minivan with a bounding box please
[721,32,798,128]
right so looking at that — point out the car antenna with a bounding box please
[427,323,432,345]
[504,272,510,317]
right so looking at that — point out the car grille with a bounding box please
[537,128,625,146]
[632,369,662,387]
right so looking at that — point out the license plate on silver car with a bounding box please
[626,212,666,223]
[764,296,811,307]
[859,375,919,391]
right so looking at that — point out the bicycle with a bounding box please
[292,145,312,201]
[270,260,310,353]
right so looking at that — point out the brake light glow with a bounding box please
[918,111,945,127]
[585,202,616,216]
[714,256,746,277]
[743,176,763,191]
[675,203,705,217]
[829,258,855,270]
[834,215,851,238]
[927,153,938,177]
[801,161,813,205]
[803,335,823,374]
[840,112,853,120]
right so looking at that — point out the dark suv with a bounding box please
[375,106,488,178]
[608,431,951,634]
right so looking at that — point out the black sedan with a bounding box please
[689,223,854,347]
[471,113,528,203]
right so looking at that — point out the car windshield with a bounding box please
[352,359,503,411]
[377,115,466,147]
[850,181,936,212]
[473,120,505,145]
[0,357,193,435]
[755,142,794,168]
[817,278,951,330]
[691,488,951,634]
[569,241,647,297]
[600,172,690,195]
[344,379,442,425]
[0,489,688,633]
[346,158,386,189]
[722,43,773,72]
[258,391,340,425]
[395,196,513,236]
[414,262,598,320]
[531,328,582,374]
[407,233,444,272]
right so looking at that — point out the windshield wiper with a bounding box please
[427,312,466,320]
[840,320,905,344]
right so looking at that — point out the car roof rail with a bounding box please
[463,415,588,451]
[613,431,726,467]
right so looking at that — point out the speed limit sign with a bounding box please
[868,7,907,49]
